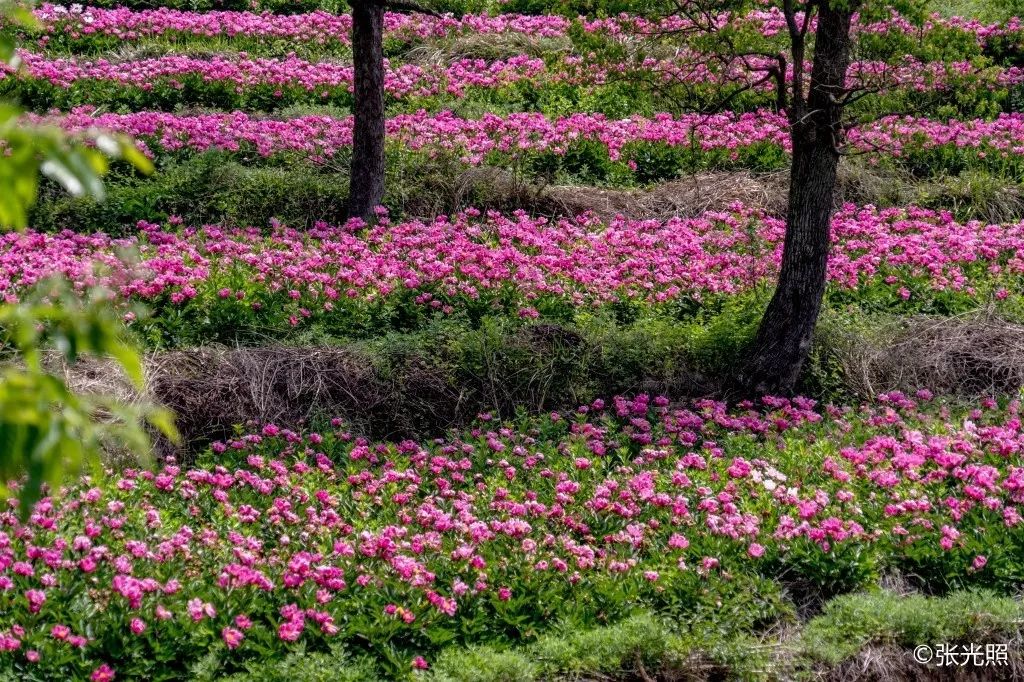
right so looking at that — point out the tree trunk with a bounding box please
[348,0,386,224]
[740,3,854,397]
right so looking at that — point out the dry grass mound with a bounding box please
[544,170,789,221]
[837,163,1024,225]
[403,159,1024,224]
[56,310,1024,461]
[452,167,789,221]
[147,346,389,448]
[825,644,1024,681]
[830,311,1024,399]
[56,346,395,460]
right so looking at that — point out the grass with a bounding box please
[425,591,1024,681]
[929,0,1024,22]
[800,590,1024,667]
[219,592,1024,681]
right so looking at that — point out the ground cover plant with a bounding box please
[2,0,1024,678]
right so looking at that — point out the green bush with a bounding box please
[430,646,538,682]
[215,645,383,682]
[801,590,1024,666]
[31,154,351,233]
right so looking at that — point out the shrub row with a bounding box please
[27,150,1024,238]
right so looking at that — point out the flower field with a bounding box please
[2,393,1024,679]
[3,0,1024,679]
[1,204,1023,346]
[28,108,1024,174]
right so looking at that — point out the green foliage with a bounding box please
[217,644,383,682]
[428,591,1024,682]
[31,153,349,234]
[929,0,1024,23]
[0,0,153,229]
[427,613,685,682]
[0,0,169,515]
[801,590,1024,665]
[498,0,653,16]
[430,645,539,682]
[0,283,177,515]
[0,107,151,230]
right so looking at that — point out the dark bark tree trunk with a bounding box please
[740,2,855,396]
[348,0,386,224]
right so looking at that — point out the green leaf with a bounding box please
[118,137,156,175]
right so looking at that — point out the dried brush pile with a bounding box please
[55,322,711,460]
[823,643,1024,682]
[450,167,790,221]
[829,312,1024,399]
[543,170,789,221]
[54,309,1024,462]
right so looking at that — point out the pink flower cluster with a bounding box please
[40,107,790,163]
[36,107,1024,166]
[2,50,546,99]
[622,50,1022,93]
[584,6,1024,49]
[7,48,1019,102]
[33,4,574,46]
[0,205,1019,311]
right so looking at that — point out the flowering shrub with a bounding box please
[32,108,1024,182]
[0,50,552,111]
[29,5,576,51]
[2,47,1016,114]
[0,204,1020,344]
[1,392,1022,679]
[3,0,1024,678]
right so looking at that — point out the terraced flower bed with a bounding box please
[32,108,1024,180]
[1,204,1022,346]
[1,393,1022,680]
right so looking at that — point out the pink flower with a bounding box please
[221,627,244,649]
[668,533,689,550]
[412,656,429,670]
[497,587,512,601]
[25,589,46,613]
[187,598,215,622]
[130,618,147,635]
[747,543,765,558]
[972,555,988,571]
[91,664,115,682]
[277,620,304,642]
